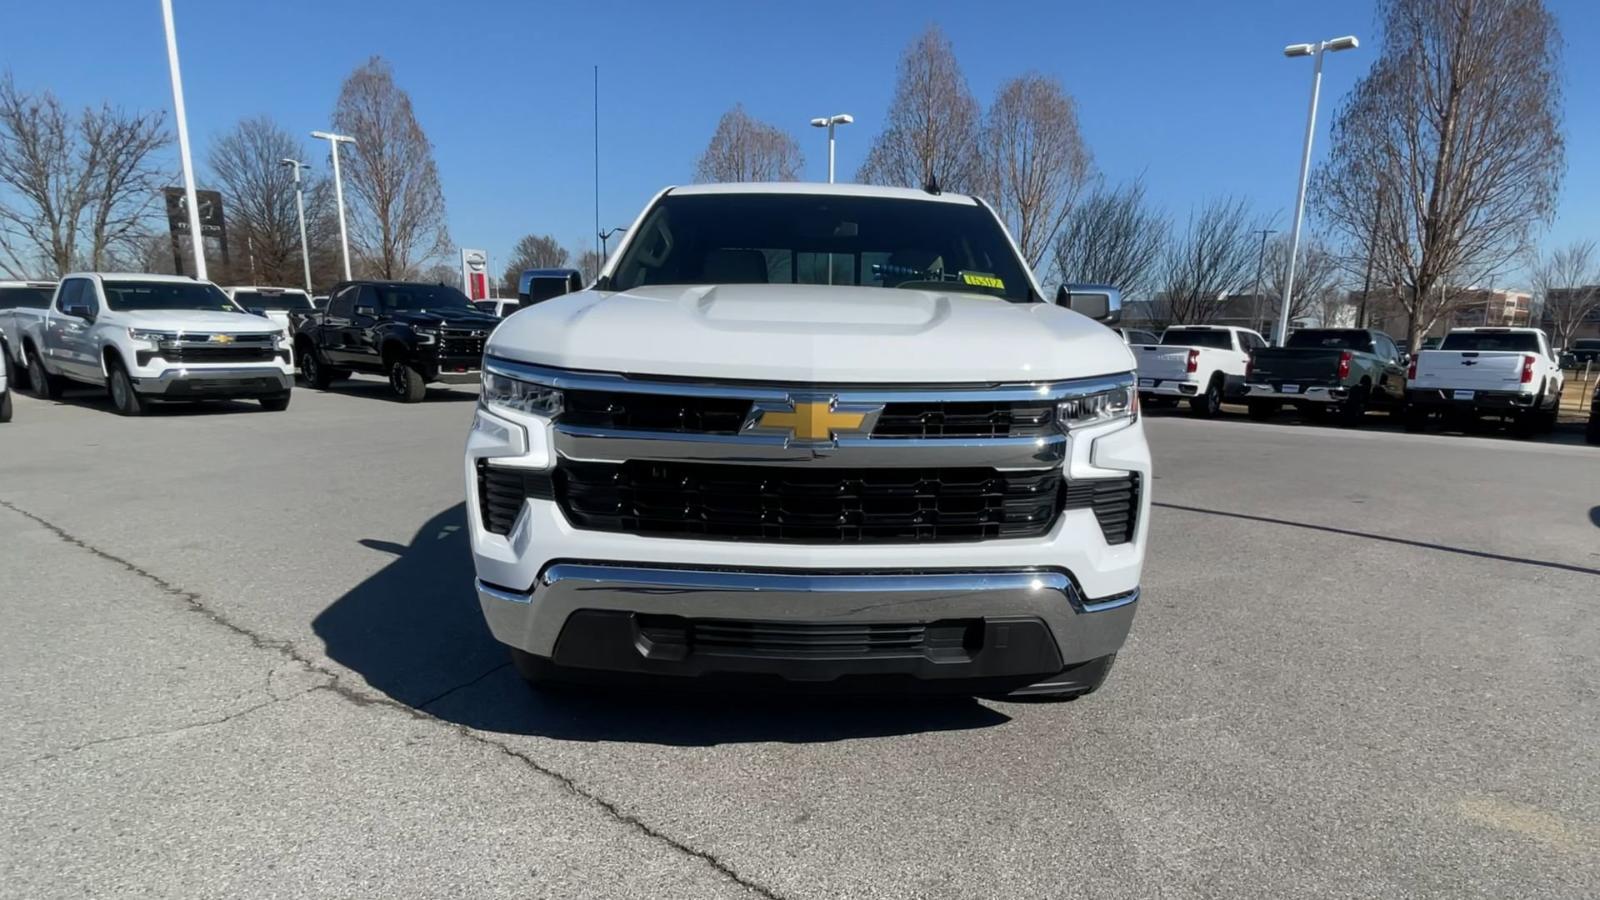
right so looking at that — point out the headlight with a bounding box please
[1056,381,1136,430]
[482,371,563,417]
[128,328,177,345]
[414,324,438,345]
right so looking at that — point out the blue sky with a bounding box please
[3,0,1596,287]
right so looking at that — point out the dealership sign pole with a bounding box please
[159,0,207,280]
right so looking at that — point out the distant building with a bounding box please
[1538,286,1600,345]
[1350,286,1532,342]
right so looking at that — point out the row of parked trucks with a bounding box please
[1126,323,1573,437]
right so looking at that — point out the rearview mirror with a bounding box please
[1055,284,1122,325]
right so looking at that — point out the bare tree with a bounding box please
[0,74,169,278]
[1052,178,1166,298]
[1312,0,1564,350]
[576,249,602,285]
[856,25,982,192]
[331,57,451,280]
[501,233,570,286]
[1159,197,1262,325]
[980,74,1093,269]
[208,116,333,286]
[1266,233,1344,325]
[694,104,803,183]
[1531,240,1599,349]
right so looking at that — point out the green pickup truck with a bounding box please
[1242,328,1409,426]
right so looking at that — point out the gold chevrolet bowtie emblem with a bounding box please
[745,397,881,445]
[211,333,234,344]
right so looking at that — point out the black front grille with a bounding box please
[555,460,1062,543]
[873,400,1055,438]
[1062,473,1140,544]
[141,346,279,365]
[476,461,554,535]
[562,390,751,434]
[635,615,979,659]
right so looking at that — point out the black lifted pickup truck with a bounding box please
[292,280,500,402]
[1242,328,1409,426]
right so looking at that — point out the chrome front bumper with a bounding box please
[476,564,1138,666]
[132,366,293,396]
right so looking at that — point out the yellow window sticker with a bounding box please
[961,272,1005,290]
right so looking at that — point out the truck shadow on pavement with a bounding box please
[311,504,1011,745]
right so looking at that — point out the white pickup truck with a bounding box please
[1134,325,1267,417]
[11,273,295,415]
[466,182,1149,700]
[0,280,58,419]
[1405,327,1564,435]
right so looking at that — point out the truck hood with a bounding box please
[486,284,1134,383]
[389,309,501,330]
[114,309,283,335]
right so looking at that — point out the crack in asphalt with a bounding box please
[5,684,330,772]
[416,661,512,711]
[0,498,787,900]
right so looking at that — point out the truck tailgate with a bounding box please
[1412,351,1527,392]
[1248,348,1343,385]
[1135,346,1194,381]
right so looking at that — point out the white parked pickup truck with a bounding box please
[466,182,1149,700]
[1134,325,1267,417]
[15,273,294,415]
[1405,327,1564,435]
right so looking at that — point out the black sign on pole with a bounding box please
[163,188,227,277]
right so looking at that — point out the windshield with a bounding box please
[376,284,473,312]
[607,193,1036,302]
[1161,329,1233,349]
[103,280,242,313]
[0,286,52,309]
[1286,330,1374,352]
[233,290,311,311]
[1439,331,1541,352]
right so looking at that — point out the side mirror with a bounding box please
[247,307,268,317]
[1396,351,1411,366]
[64,301,94,321]
[1055,284,1122,325]
[355,305,376,317]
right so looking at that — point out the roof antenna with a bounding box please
[923,173,941,196]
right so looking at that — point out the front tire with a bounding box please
[259,392,291,412]
[26,348,62,400]
[1188,377,1223,418]
[389,360,426,403]
[299,344,332,389]
[108,361,145,416]
[0,387,11,423]
[1586,411,1600,445]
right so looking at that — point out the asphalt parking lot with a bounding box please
[2,381,1597,900]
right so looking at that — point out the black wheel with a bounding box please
[1539,392,1560,434]
[1188,377,1223,418]
[1337,385,1370,427]
[299,343,332,389]
[1000,653,1118,702]
[0,386,11,423]
[1402,403,1429,433]
[389,360,426,403]
[259,392,291,412]
[1246,400,1280,421]
[26,347,62,400]
[107,361,145,416]
[1586,413,1600,446]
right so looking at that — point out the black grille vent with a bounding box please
[555,460,1061,543]
[149,346,279,364]
[873,400,1055,438]
[635,615,979,660]
[1062,473,1140,545]
[562,390,751,434]
[438,329,486,358]
[476,461,554,535]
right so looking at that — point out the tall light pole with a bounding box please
[1276,35,1358,346]
[311,131,355,280]
[281,158,312,293]
[809,114,853,183]
[159,0,206,280]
